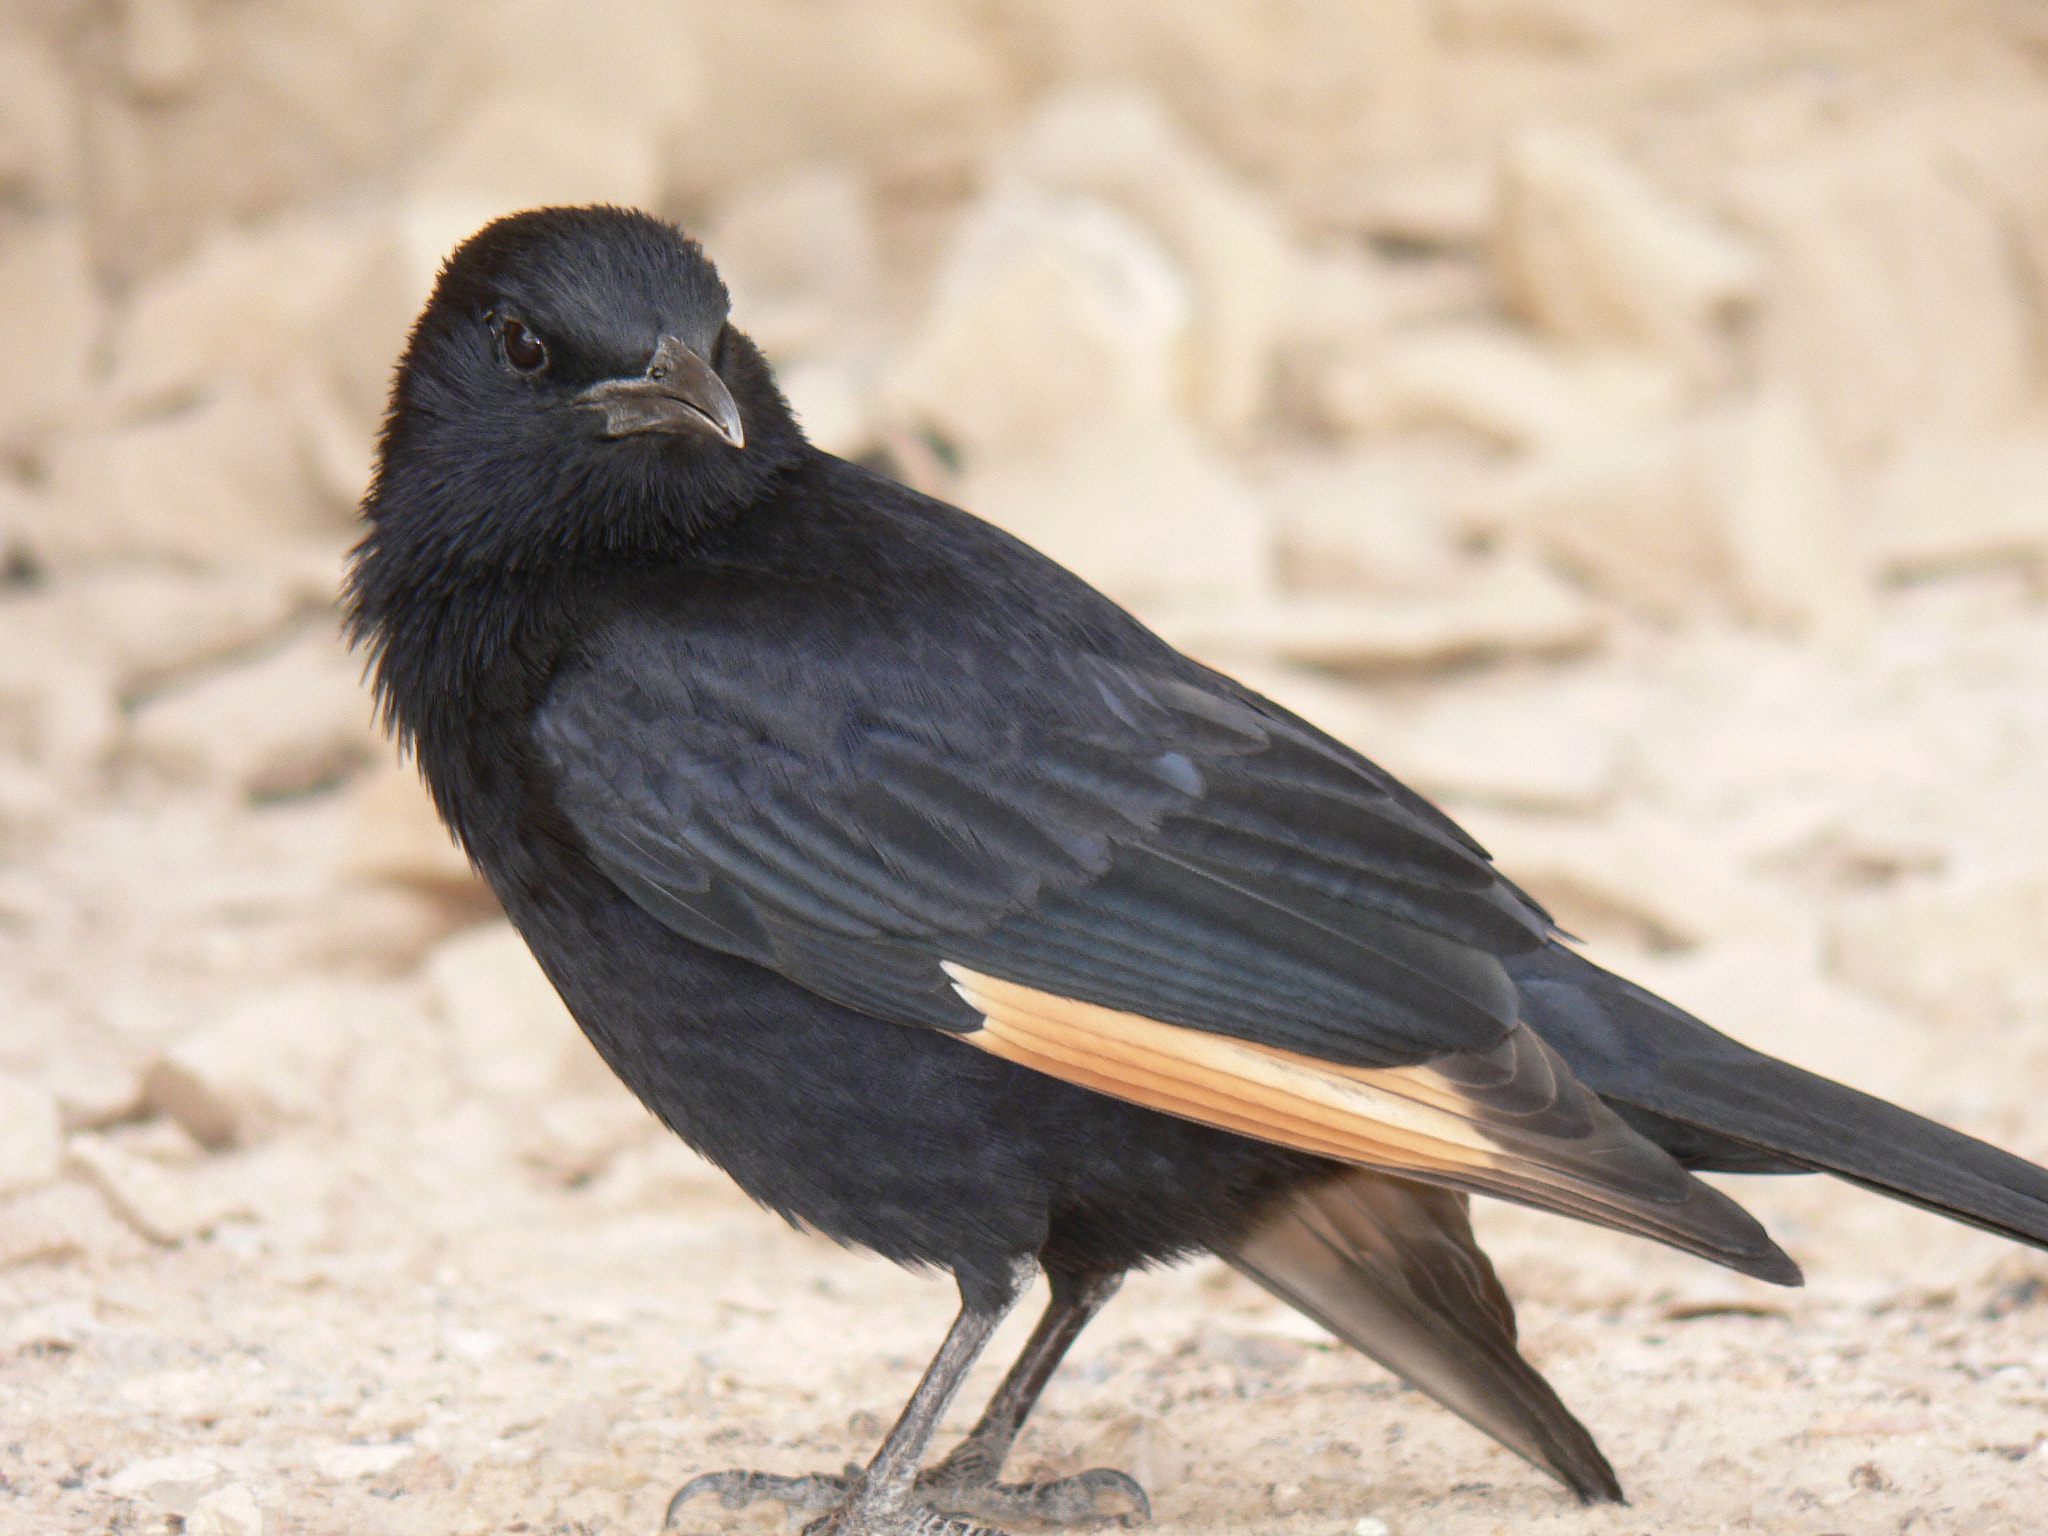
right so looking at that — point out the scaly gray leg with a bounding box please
[919,1270,1150,1528]
[667,1261,1035,1536]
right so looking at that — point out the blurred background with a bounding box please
[4,3,2048,1534]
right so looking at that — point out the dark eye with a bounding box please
[500,318,548,374]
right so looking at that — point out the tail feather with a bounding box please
[1512,943,2048,1250]
[1224,1169,1624,1504]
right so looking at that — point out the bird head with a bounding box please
[360,205,804,569]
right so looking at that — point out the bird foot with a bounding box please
[664,1459,1149,1533]
[666,1465,856,1525]
[665,1465,1002,1536]
[919,1464,1150,1529]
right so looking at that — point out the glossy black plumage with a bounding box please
[347,207,2048,1522]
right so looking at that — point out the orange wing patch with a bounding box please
[942,963,1799,1284]
[944,965,1510,1182]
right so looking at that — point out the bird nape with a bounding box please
[344,205,2048,1534]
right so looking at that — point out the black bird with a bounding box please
[347,206,2048,1533]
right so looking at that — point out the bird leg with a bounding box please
[668,1261,1035,1536]
[917,1271,1150,1528]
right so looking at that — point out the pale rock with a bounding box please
[0,588,121,769]
[588,1132,738,1209]
[990,89,1297,434]
[188,1482,262,1536]
[676,0,1005,200]
[1373,256,1500,331]
[106,216,359,410]
[0,990,62,1073]
[107,1452,223,1497]
[1322,322,1684,451]
[1278,245,1389,352]
[120,0,205,102]
[0,757,59,853]
[44,388,345,569]
[41,1047,144,1132]
[0,657,120,780]
[1707,389,1870,641]
[521,1091,657,1185]
[1830,871,2048,1026]
[961,419,1273,612]
[324,978,461,1125]
[118,1366,236,1419]
[293,883,492,978]
[312,1443,413,1480]
[143,981,399,1148]
[1866,434,2048,579]
[402,95,664,302]
[883,188,1190,461]
[1260,451,1466,596]
[0,215,100,452]
[0,478,37,575]
[67,1133,252,1243]
[1154,555,1601,674]
[74,3,463,284]
[552,1485,628,1529]
[0,1075,61,1197]
[485,0,702,144]
[104,214,415,433]
[0,39,79,207]
[1466,398,1867,629]
[87,567,308,701]
[1597,938,1928,1103]
[292,374,379,510]
[1724,131,2034,459]
[105,1116,207,1164]
[128,630,379,799]
[1,565,313,769]
[1015,1,1436,197]
[1341,159,1496,248]
[1497,126,1761,384]
[5,1298,101,1350]
[426,921,617,1100]
[0,1179,146,1268]
[779,358,874,460]
[1458,808,1807,952]
[1465,427,1716,619]
[1373,685,1627,814]
[1443,0,1628,49]
[342,760,484,893]
[710,165,876,361]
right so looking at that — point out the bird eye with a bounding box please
[500,318,549,374]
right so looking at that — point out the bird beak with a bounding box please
[576,335,746,448]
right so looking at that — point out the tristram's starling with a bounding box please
[346,206,2048,1534]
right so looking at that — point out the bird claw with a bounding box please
[921,1464,1151,1529]
[665,1465,857,1526]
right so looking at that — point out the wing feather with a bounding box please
[945,966,1799,1285]
[1226,1171,1623,1503]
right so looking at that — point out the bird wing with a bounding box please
[1225,1169,1621,1503]
[537,600,1793,1282]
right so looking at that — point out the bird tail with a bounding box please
[1222,1168,1624,1505]
[1512,943,2048,1250]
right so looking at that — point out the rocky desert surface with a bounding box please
[4,2,2048,1533]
